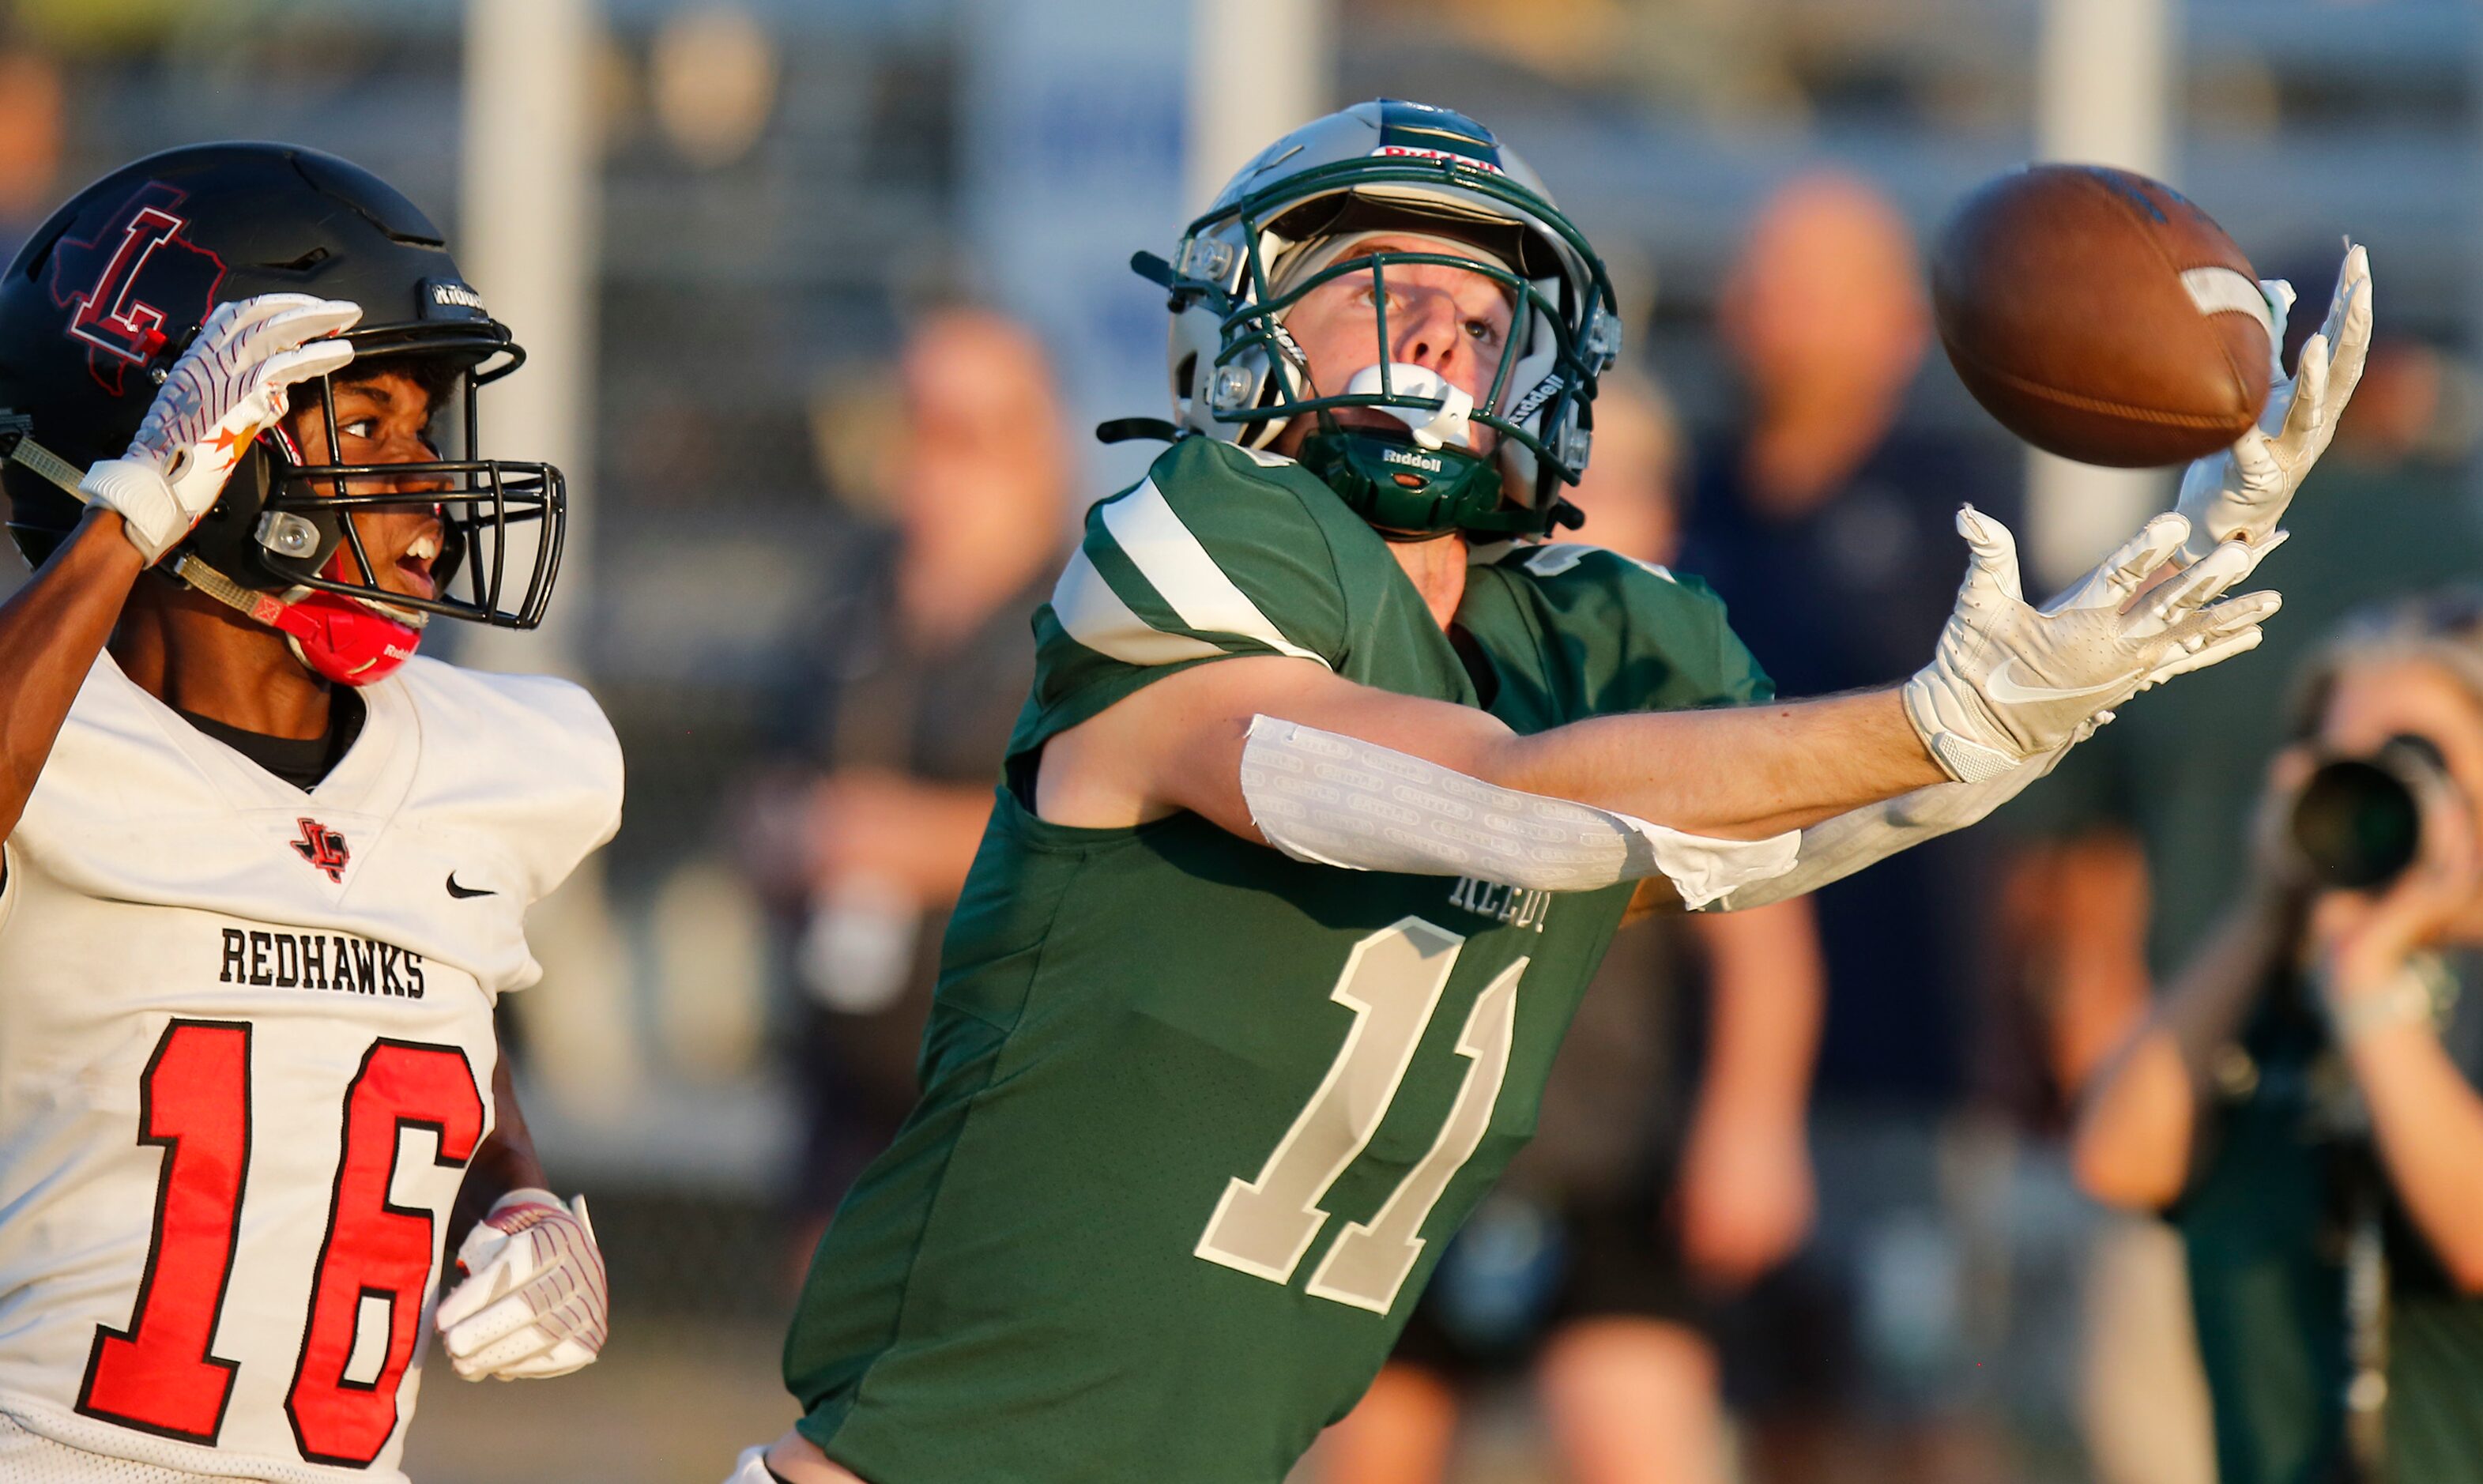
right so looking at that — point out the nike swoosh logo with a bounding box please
[1984,658,2128,705]
[445,872,496,900]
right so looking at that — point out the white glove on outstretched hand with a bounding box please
[2045,511,2286,695]
[435,1188,609,1381]
[1904,506,2279,782]
[2172,243,2372,567]
[77,293,359,564]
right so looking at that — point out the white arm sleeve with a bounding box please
[1704,743,2067,911]
[1238,715,1800,910]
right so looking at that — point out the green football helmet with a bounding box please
[1146,99,1620,539]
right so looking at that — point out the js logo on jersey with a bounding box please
[45,180,228,394]
[290,817,350,883]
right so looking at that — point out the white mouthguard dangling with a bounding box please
[1344,363,1475,450]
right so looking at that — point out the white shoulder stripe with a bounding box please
[1098,480,1330,665]
[1049,547,1226,666]
[1520,542,1676,582]
[1520,543,1592,576]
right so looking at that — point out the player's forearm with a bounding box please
[2342,1016,2483,1292]
[450,1052,552,1254]
[1710,744,2059,911]
[1099,658,1936,847]
[2072,891,2292,1209]
[1688,900,1824,1121]
[1490,688,1946,840]
[902,781,1000,901]
[0,509,144,842]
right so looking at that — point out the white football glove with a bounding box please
[2171,242,2372,567]
[78,293,360,564]
[1904,506,2278,782]
[435,1188,609,1381]
[2045,511,2287,694]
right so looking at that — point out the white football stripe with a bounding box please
[1098,480,1329,664]
[1520,541,1675,583]
[2180,266,2275,337]
[1049,546,1227,666]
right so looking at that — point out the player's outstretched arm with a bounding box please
[1042,510,2273,855]
[1712,511,2285,911]
[0,294,357,848]
[1039,654,1939,845]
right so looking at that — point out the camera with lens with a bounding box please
[2289,735,2455,890]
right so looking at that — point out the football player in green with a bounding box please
[733,100,2368,1484]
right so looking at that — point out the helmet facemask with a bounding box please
[1164,150,1622,540]
[0,141,571,685]
[190,326,564,635]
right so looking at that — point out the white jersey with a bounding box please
[0,653,622,1482]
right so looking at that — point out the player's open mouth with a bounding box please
[394,530,440,601]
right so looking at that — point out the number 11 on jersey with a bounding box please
[1195,917,1525,1313]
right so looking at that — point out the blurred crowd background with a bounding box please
[1,0,2479,1481]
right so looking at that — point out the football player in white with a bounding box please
[0,144,614,1482]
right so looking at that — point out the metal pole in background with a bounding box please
[461,0,641,1121]
[2044,37,2221,1484]
[461,0,595,675]
[2028,0,2178,590]
[1187,0,1335,217]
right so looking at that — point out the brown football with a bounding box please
[1931,164,2270,467]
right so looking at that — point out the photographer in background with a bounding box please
[2074,591,2483,1484]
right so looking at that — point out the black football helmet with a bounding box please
[0,141,563,639]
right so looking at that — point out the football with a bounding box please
[1931,164,2271,468]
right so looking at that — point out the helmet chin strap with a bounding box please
[168,552,424,687]
[1294,361,1544,540]
[0,427,428,688]
[177,425,427,686]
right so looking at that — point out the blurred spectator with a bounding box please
[0,48,62,237]
[2074,590,2483,1484]
[752,308,1071,1257]
[2008,292,2483,1482]
[1677,170,2029,1483]
[1317,374,1829,1484]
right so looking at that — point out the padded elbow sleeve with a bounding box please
[1238,715,1799,909]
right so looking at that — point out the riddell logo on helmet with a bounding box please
[1505,375,1566,426]
[426,279,488,317]
[47,182,227,395]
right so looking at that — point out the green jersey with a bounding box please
[783,437,1769,1483]
[2181,955,2483,1484]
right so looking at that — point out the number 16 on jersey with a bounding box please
[1196,917,1524,1314]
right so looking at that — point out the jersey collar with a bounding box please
[94,649,420,819]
